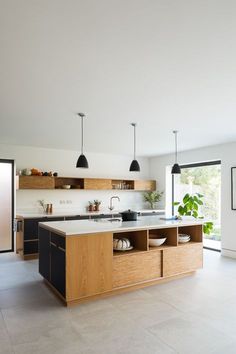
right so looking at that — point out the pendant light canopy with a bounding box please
[76,113,89,168]
[129,123,140,172]
[171,130,181,174]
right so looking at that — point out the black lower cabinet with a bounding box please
[38,227,50,281]
[24,240,38,255]
[65,215,89,220]
[51,242,65,297]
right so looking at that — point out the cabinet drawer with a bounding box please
[163,243,203,277]
[24,240,38,255]
[113,251,162,288]
[51,232,65,250]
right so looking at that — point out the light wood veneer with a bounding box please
[39,223,203,306]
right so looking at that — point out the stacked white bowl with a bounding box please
[178,234,191,243]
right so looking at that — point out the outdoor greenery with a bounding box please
[143,190,163,209]
[175,165,221,240]
[174,192,214,235]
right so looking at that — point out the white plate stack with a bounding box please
[178,234,191,243]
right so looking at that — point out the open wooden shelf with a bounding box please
[113,230,148,256]
[178,225,203,243]
[148,227,178,249]
[18,176,156,191]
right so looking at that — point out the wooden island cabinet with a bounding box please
[38,218,203,306]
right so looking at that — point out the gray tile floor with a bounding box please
[0,250,236,354]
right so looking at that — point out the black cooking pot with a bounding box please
[120,209,138,222]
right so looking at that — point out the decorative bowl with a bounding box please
[113,237,131,250]
[149,237,166,247]
[62,185,71,189]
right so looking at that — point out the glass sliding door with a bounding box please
[173,161,221,251]
[0,159,14,252]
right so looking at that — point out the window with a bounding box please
[173,161,221,251]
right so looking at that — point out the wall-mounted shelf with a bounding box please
[18,176,156,191]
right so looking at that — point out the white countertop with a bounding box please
[39,216,203,236]
[16,209,165,219]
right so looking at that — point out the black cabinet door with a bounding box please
[24,218,46,240]
[24,240,38,255]
[65,215,89,220]
[38,227,50,281]
[45,217,65,222]
[51,241,65,297]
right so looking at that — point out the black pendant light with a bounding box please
[171,130,181,174]
[76,113,89,168]
[129,123,140,172]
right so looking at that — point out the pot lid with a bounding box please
[121,209,137,214]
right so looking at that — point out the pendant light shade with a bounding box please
[171,130,181,174]
[129,123,140,172]
[76,113,89,168]
[76,154,88,168]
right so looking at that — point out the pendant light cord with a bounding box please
[134,124,136,160]
[175,131,177,163]
[173,130,178,163]
[81,115,84,155]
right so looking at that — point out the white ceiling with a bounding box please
[1,0,236,157]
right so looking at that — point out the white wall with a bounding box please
[0,144,150,213]
[150,141,236,258]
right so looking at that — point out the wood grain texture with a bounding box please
[163,243,203,277]
[84,178,112,190]
[19,176,55,189]
[66,233,113,300]
[113,251,162,288]
[134,180,156,191]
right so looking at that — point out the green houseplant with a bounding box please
[174,193,214,234]
[144,191,163,210]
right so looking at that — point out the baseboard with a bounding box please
[221,248,236,259]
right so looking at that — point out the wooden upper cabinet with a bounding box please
[134,180,156,191]
[19,176,55,189]
[84,178,112,190]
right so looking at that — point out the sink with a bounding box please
[93,218,122,223]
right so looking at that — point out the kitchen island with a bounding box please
[38,217,203,306]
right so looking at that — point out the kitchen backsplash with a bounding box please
[16,189,147,213]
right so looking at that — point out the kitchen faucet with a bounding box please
[108,196,120,211]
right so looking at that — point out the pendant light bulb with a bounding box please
[76,113,89,168]
[171,130,181,174]
[129,123,140,172]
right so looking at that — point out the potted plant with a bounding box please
[94,200,101,212]
[174,193,214,234]
[143,190,163,210]
[88,201,95,212]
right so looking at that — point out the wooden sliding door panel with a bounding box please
[163,244,203,277]
[113,251,162,288]
[66,233,113,300]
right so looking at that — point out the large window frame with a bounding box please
[172,160,221,252]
